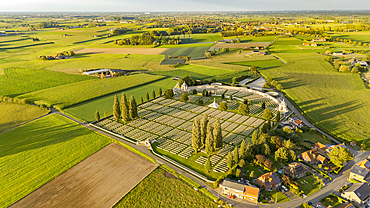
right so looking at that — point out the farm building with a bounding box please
[283,162,307,179]
[256,172,282,190]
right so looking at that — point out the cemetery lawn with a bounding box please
[113,169,217,208]
[0,114,111,208]
[64,78,176,122]
[0,103,48,132]
[259,52,370,146]
[152,144,224,180]
[18,73,164,110]
[298,176,321,196]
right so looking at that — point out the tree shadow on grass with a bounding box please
[0,123,91,159]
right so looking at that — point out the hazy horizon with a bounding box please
[2,0,370,12]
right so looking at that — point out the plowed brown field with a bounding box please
[11,143,157,208]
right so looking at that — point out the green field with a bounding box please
[18,73,163,109]
[300,132,331,148]
[64,78,176,121]
[260,52,370,144]
[226,59,284,69]
[151,64,232,80]
[161,47,210,59]
[0,103,48,132]
[272,37,303,45]
[0,67,94,97]
[180,34,223,43]
[113,169,217,208]
[262,191,290,203]
[0,114,111,207]
[332,31,370,44]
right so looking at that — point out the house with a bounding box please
[256,172,282,190]
[288,116,305,128]
[349,165,370,183]
[336,203,355,208]
[180,82,188,91]
[325,50,332,54]
[351,61,368,67]
[341,183,370,206]
[220,178,259,203]
[315,142,347,158]
[358,160,370,170]
[350,141,357,147]
[302,43,310,46]
[333,52,344,56]
[311,43,317,47]
[283,162,307,179]
[299,149,328,165]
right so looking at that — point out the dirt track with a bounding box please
[11,143,157,208]
[212,42,270,48]
[75,47,168,55]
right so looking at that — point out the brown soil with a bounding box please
[75,48,169,55]
[164,171,177,179]
[11,143,157,208]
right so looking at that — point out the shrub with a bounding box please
[164,89,174,99]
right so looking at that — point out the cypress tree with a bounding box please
[95,111,100,122]
[191,118,201,152]
[200,114,208,146]
[121,92,130,122]
[261,102,266,109]
[141,97,144,104]
[276,111,281,121]
[152,90,156,99]
[240,139,246,159]
[205,123,214,155]
[213,119,222,150]
[158,88,162,96]
[205,157,211,172]
[227,152,233,169]
[218,101,228,111]
[113,94,120,121]
[146,92,150,101]
[129,95,138,119]
[233,147,239,164]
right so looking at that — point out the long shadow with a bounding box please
[281,79,308,90]
[0,123,91,159]
[1,42,54,50]
[0,37,30,44]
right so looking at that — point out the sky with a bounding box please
[1,0,370,12]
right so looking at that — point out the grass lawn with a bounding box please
[300,132,331,149]
[0,114,111,207]
[0,103,48,132]
[262,191,291,203]
[18,73,164,110]
[152,143,224,180]
[321,194,342,207]
[63,77,176,122]
[298,176,321,196]
[244,163,264,177]
[259,52,370,145]
[113,169,217,208]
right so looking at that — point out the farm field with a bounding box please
[0,114,111,208]
[18,73,164,110]
[227,59,284,69]
[151,64,232,80]
[260,52,370,144]
[11,143,157,208]
[180,34,223,43]
[0,103,48,132]
[113,169,217,208]
[74,47,169,55]
[64,77,176,122]
[212,42,270,49]
[161,46,210,59]
[331,31,370,44]
[0,67,94,97]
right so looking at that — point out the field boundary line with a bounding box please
[89,123,137,144]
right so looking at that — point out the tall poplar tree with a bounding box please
[146,92,150,101]
[158,88,162,96]
[205,123,214,155]
[121,92,130,122]
[152,90,156,99]
[240,139,246,159]
[191,118,201,152]
[251,129,259,145]
[200,114,208,147]
[213,119,222,150]
[129,95,138,119]
[113,94,120,121]
[233,147,239,164]
[227,152,233,169]
[95,111,100,122]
